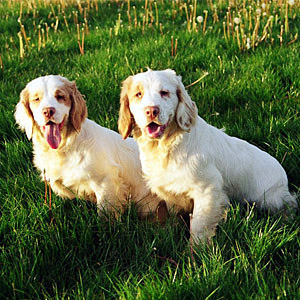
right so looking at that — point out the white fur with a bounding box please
[129,69,179,129]
[34,119,161,215]
[15,75,162,216]
[119,69,298,242]
[15,75,70,139]
[27,76,70,127]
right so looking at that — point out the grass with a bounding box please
[0,0,299,299]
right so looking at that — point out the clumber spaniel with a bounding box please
[15,75,164,217]
[118,69,298,242]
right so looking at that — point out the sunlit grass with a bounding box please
[0,0,299,63]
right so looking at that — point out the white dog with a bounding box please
[118,69,298,242]
[15,75,164,217]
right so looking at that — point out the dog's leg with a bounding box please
[50,179,77,199]
[91,177,126,217]
[189,187,229,243]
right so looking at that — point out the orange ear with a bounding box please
[14,88,34,139]
[176,76,197,132]
[69,81,87,132]
[118,77,134,139]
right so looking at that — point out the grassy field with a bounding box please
[0,0,299,299]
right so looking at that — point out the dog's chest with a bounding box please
[142,157,193,211]
[35,150,89,190]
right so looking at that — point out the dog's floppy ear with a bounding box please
[14,88,34,140]
[69,81,87,132]
[176,76,198,132]
[118,76,134,139]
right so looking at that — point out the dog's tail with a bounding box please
[257,183,298,214]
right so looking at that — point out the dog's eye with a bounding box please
[135,92,142,98]
[33,97,40,102]
[56,95,65,101]
[160,90,169,97]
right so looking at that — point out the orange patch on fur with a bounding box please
[55,86,72,107]
[28,90,44,111]
[118,76,134,139]
[129,82,145,104]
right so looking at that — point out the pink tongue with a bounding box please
[44,123,61,149]
[148,123,160,134]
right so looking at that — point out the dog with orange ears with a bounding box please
[15,75,165,218]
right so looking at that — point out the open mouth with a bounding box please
[145,122,167,139]
[42,120,64,149]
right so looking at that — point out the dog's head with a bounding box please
[15,75,87,149]
[118,69,197,140]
